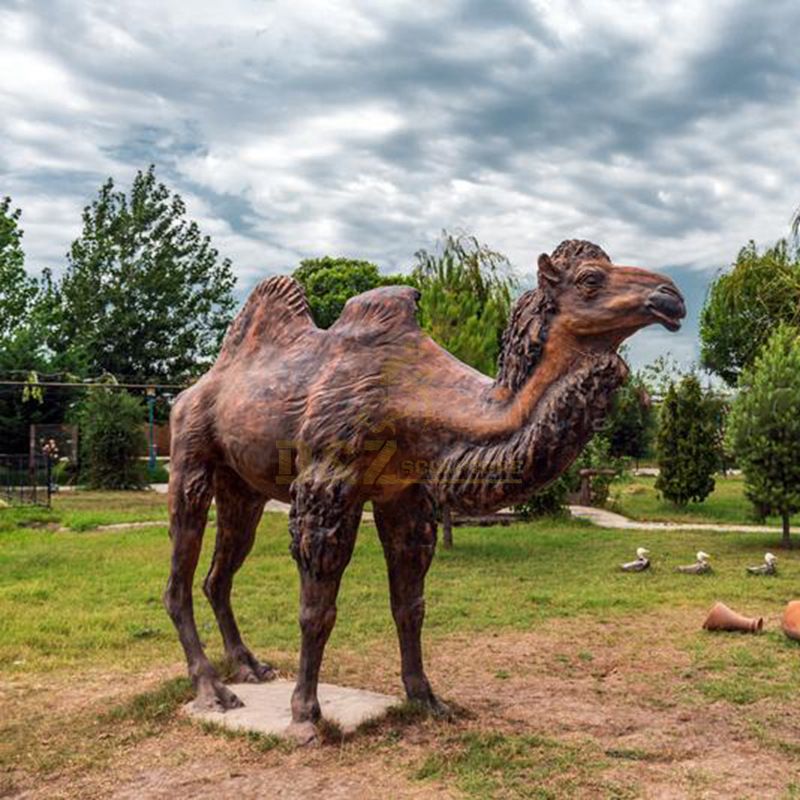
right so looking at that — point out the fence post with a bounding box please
[28,425,37,499]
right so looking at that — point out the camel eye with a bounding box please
[578,271,605,290]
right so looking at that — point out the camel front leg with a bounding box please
[374,487,448,715]
[287,473,362,744]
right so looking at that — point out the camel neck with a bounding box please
[496,333,587,422]
[430,344,627,514]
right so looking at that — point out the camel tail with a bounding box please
[218,276,316,360]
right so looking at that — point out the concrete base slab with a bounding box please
[183,680,399,737]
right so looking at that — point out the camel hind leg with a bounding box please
[203,465,274,683]
[165,456,243,711]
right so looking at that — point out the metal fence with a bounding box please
[0,454,52,507]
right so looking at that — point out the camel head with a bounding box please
[496,239,685,392]
[539,239,685,350]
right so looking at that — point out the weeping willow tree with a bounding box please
[411,232,516,546]
[411,231,516,377]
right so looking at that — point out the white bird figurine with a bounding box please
[747,552,777,576]
[677,550,711,574]
[621,547,650,572]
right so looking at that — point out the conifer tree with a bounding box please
[654,374,718,506]
[727,323,800,547]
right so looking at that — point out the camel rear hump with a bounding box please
[217,276,316,362]
[330,285,422,344]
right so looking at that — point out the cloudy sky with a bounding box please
[2,0,800,369]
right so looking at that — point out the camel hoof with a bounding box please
[409,693,453,720]
[285,721,320,747]
[235,660,278,684]
[194,678,244,712]
[427,696,453,720]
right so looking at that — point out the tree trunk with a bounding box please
[442,505,453,550]
[782,511,792,549]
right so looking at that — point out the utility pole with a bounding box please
[146,386,157,473]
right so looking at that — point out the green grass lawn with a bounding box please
[1,505,798,674]
[3,492,800,798]
[0,488,193,534]
[610,473,800,528]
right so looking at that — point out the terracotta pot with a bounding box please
[703,602,763,633]
[782,600,800,642]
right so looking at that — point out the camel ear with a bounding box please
[537,253,561,291]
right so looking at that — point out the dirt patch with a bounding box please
[421,617,799,798]
[5,613,800,799]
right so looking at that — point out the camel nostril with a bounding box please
[655,283,683,303]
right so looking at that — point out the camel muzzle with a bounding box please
[645,283,686,331]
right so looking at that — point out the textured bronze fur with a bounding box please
[164,239,685,739]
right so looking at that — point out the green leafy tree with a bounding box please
[48,166,236,382]
[654,374,718,506]
[412,232,515,376]
[0,200,81,452]
[700,239,800,386]
[727,324,800,547]
[292,257,406,328]
[76,387,146,489]
[0,197,38,346]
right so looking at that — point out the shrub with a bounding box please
[654,374,718,506]
[514,435,622,517]
[77,389,146,489]
[514,475,570,519]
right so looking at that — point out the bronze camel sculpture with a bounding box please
[165,239,685,743]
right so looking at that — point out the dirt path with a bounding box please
[70,494,781,537]
[59,500,374,533]
[569,504,785,534]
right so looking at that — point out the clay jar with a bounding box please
[782,600,800,642]
[703,602,763,633]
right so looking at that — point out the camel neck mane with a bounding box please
[496,240,614,394]
[494,287,557,394]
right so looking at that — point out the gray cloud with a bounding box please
[2,0,800,370]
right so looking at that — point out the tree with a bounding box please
[48,167,236,382]
[76,387,146,489]
[0,197,38,346]
[700,239,800,386]
[603,370,653,461]
[727,324,800,548]
[412,231,515,376]
[654,374,718,506]
[0,199,80,452]
[292,257,406,328]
